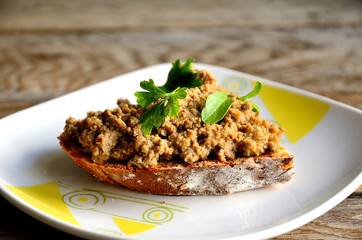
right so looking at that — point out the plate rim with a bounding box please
[0,62,361,240]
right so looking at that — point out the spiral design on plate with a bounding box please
[142,207,174,223]
[62,191,106,210]
[220,75,248,95]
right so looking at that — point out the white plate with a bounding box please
[0,63,361,240]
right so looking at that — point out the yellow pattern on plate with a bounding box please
[6,182,80,226]
[113,217,157,235]
[258,84,330,143]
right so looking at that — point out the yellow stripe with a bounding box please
[113,217,157,235]
[258,84,330,143]
[6,182,80,226]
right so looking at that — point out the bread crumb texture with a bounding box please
[59,69,285,168]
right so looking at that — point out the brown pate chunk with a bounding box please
[58,69,284,168]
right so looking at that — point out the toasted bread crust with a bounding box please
[60,138,294,195]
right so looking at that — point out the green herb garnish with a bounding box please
[160,58,203,92]
[237,80,263,113]
[201,92,234,124]
[135,58,203,135]
[201,81,263,124]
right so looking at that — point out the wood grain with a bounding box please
[1,28,361,107]
[0,0,361,32]
[0,0,361,239]
[275,197,362,239]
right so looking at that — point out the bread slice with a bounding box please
[60,138,294,195]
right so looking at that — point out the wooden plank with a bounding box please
[0,28,361,109]
[0,0,361,32]
[274,197,362,239]
[0,102,38,118]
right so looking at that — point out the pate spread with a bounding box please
[59,69,284,168]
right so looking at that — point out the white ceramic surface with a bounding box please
[0,63,361,240]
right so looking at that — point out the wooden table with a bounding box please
[0,0,361,239]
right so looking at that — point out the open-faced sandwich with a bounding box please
[58,58,294,195]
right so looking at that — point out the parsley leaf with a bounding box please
[160,58,203,92]
[138,87,187,135]
[201,81,263,124]
[135,58,202,135]
[135,79,167,109]
[138,98,168,136]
